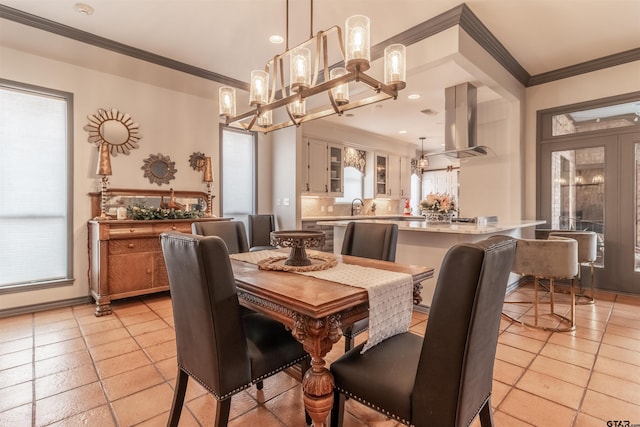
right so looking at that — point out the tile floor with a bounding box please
[1,287,639,426]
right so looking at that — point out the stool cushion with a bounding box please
[549,231,597,263]
[512,237,578,278]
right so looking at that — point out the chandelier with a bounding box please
[218,0,407,133]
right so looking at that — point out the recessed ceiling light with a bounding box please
[408,93,421,100]
[399,130,407,134]
[269,35,284,44]
[74,2,94,15]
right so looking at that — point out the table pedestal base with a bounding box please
[293,314,342,426]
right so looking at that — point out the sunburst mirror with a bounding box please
[142,153,177,186]
[84,108,142,155]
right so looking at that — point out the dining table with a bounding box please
[230,249,433,426]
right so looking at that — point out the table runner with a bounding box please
[229,250,412,353]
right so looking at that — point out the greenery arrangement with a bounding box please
[419,192,457,214]
[126,205,204,220]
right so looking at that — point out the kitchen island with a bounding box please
[317,218,545,308]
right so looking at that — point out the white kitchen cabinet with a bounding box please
[422,170,458,199]
[382,154,412,199]
[399,156,412,198]
[364,152,388,198]
[387,154,401,198]
[303,139,343,196]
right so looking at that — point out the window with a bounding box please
[336,147,366,203]
[0,80,73,290]
[335,166,363,203]
[220,127,256,226]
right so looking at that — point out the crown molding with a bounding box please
[1,3,637,90]
[527,47,640,86]
[0,4,249,91]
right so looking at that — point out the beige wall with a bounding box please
[0,46,221,311]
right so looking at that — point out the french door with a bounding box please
[539,131,640,293]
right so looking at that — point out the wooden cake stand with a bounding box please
[270,230,326,266]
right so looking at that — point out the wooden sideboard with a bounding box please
[88,218,229,316]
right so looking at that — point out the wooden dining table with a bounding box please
[230,249,433,426]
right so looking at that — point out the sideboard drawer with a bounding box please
[109,238,160,255]
[153,222,194,234]
[108,224,155,238]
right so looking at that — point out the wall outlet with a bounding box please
[327,205,334,212]
[283,198,290,206]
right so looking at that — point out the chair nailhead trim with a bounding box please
[179,355,310,401]
[335,386,412,426]
[334,388,492,427]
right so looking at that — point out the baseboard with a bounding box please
[0,296,91,318]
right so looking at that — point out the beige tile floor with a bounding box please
[1,286,639,427]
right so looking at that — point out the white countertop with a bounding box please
[302,215,424,221]
[316,219,546,235]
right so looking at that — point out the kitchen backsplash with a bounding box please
[301,197,402,217]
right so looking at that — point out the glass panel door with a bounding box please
[619,132,640,290]
[550,147,605,267]
[540,135,616,291]
[541,132,640,293]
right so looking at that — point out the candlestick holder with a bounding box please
[203,156,214,217]
[94,142,112,220]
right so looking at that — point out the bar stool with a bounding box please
[549,231,597,304]
[505,236,578,331]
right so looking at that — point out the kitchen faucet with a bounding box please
[350,198,364,216]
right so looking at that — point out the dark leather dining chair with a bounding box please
[192,220,249,254]
[340,221,398,352]
[248,214,277,252]
[160,232,310,427]
[330,236,516,427]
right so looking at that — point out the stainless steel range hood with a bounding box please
[441,82,487,158]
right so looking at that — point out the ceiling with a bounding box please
[1,0,638,153]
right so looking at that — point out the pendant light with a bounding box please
[418,137,429,171]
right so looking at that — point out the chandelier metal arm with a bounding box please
[224,69,399,131]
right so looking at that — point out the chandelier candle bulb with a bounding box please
[384,44,407,89]
[345,15,370,71]
[218,87,236,117]
[290,99,306,118]
[257,109,272,126]
[330,67,349,105]
[250,70,269,106]
[290,47,311,91]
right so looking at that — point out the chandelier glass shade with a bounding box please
[218,10,406,133]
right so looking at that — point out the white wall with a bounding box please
[271,126,301,229]
[0,46,220,311]
[524,61,640,219]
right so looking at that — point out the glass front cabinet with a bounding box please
[303,139,343,196]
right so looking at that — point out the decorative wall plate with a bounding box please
[84,108,142,156]
[142,153,177,186]
[189,152,206,171]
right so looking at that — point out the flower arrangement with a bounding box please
[126,204,204,220]
[419,192,457,214]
